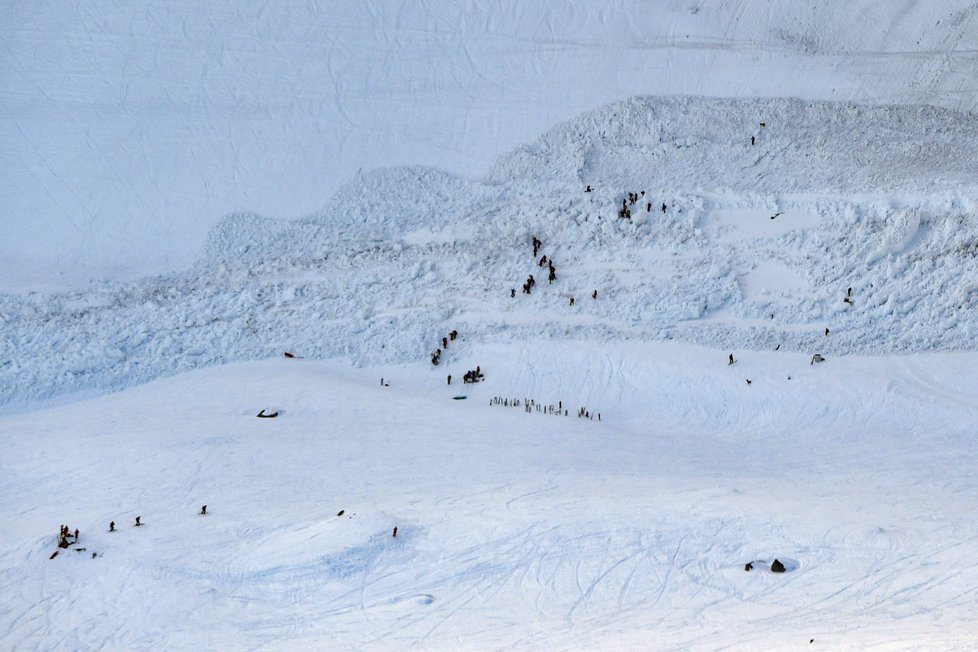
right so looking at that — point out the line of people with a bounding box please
[430,329,460,366]
[488,396,603,421]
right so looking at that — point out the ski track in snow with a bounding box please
[3,347,978,649]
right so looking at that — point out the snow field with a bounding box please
[3,344,978,649]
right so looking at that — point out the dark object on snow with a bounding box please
[811,354,825,365]
[661,203,667,213]
[728,353,735,365]
[760,122,766,127]
[569,297,574,306]
[771,559,786,573]
[74,528,79,541]
[510,288,516,298]
[770,212,782,220]
[135,516,141,527]
[49,551,59,560]
[74,547,87,552]
[283,351,296,359]
[452,395,467,400]
[337,510,345,517]
[744,562,753,571]
[746,379,752,385]
[585,185,592,192]
[201,505,207,515]
[847,286,852,297]
[92,552,97,559]
[751,136,755,146]
[109,521,115,532]
[447,375,452,385]
[824,327,830,336]
[392,527,398,538]
[592,290,597,299]
[256,409,279,418]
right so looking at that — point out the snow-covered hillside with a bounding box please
[4,346,978,649]
[4,1,978,288]
[6,3,978,649]
[3,96,978,409]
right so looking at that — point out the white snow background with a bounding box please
[3,1,978,650]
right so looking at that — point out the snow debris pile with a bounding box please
[2,96,978,408]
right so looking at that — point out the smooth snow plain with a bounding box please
[5,2,978,650]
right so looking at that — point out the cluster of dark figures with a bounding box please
[617,190,666,219]
[431,329,459,365]
[490,396,565,415]
[516,237,557,297]
[57,525,80,549]
[577,407,600,421]
[489,396,601,421]
[461,366,484,384]
[540,255,557,284]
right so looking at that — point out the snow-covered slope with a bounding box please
[4,347,978,649]
[6,4,978,648]
[3,96,978,409]
[4,1,978,288]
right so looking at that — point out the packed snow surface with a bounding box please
[4,348,978,650]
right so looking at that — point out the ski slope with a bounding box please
[4,0,978,288]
